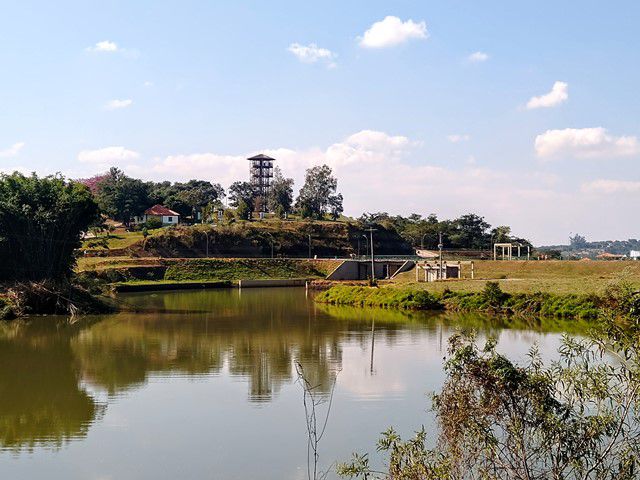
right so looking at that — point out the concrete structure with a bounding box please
[630,250,640,260]
[133,205,180,226]
[415,261,468,282]
[325,260,415,281]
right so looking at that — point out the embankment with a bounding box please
[79,258,342,285]
[314,281,618,320]
[95,221,413,258]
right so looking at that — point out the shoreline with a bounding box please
[314,282,612,321]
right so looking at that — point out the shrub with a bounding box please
[145,217,163,229]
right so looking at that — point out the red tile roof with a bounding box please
[144,204,180,216]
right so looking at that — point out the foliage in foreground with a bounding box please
[0,172,98,281]
[338,299,640,479]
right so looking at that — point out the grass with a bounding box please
[391,260,640,295]
[315,279,619,320]
[163,258,329,281]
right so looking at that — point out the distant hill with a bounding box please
[539,238,640,258]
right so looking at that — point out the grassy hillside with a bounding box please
[82,220,413,259]
[78,258,342,284]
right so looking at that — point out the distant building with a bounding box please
[134,205,180,226]
[631,250,640,260]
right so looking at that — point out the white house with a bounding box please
[134,204,180,226]
[630,250,640,260]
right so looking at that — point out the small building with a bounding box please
[631,250,640,260]
[134,205,180,226]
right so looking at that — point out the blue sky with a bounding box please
[1,1,639,244]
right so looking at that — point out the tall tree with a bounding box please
[295,165,343,220]
[0,173,98,281]
[228,181,256,212]
[268,167,294,217]
[95,168,150,226]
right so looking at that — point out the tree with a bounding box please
[570,233,588,249]
[236,199,251,220]
[0,172,98,281]
[95,168,149,226]
[175,180,225,220]
[295,165,343,220]
[147,179,224,219]
[268,167,294,217]
[338,292,640,479]
[491,225,512,244]
[228,181,257,212]
[450,213,490,249]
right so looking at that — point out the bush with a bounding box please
[145,217,163,229]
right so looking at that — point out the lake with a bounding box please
[0,287,585,479]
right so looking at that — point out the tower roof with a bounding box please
[247,154,275,161]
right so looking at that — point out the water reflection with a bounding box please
[0,320,104,452]
[0,287,589,463]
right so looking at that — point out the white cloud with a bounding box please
[359,16,428,48]
[467,51,489,63]
[581,179,640,194]
[447,134,470,143]
[104,99,133,110]
[288,43,336,67]
[526,81,568,109]
[78,147,140,168]
[535,127,640,159]
[0,142,25,158]
[143,81,153,87]
[86,40,118,53]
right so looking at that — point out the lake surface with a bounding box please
[0,287,585,479]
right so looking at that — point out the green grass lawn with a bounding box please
[390,260,640,295]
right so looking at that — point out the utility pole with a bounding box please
[438,232,443,280]
[365,228,377,281]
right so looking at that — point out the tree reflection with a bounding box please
[0,320,103,451]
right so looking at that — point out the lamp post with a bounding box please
[421,233,429,250]
[204,230,209,258]
[361,234,369,258]
[365,228,377,281]
[438,232,443,280]
[308,234,312,259]
[265,233,275,259]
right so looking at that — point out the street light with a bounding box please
[308,234,312,259]
[361,234,369,257]
[204,230,209,258]
[438,232,443,279]
[421,233,429,250]
[265,233,275,259]
[365,228,377,281]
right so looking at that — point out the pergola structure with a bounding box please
[493,243,530,260]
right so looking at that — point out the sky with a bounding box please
[1,1,639,245]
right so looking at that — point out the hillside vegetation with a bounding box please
[85,220,413,258]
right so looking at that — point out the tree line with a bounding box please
[80,164,344,226]
[357,212,531,250]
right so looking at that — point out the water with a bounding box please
[0,287,585,479]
